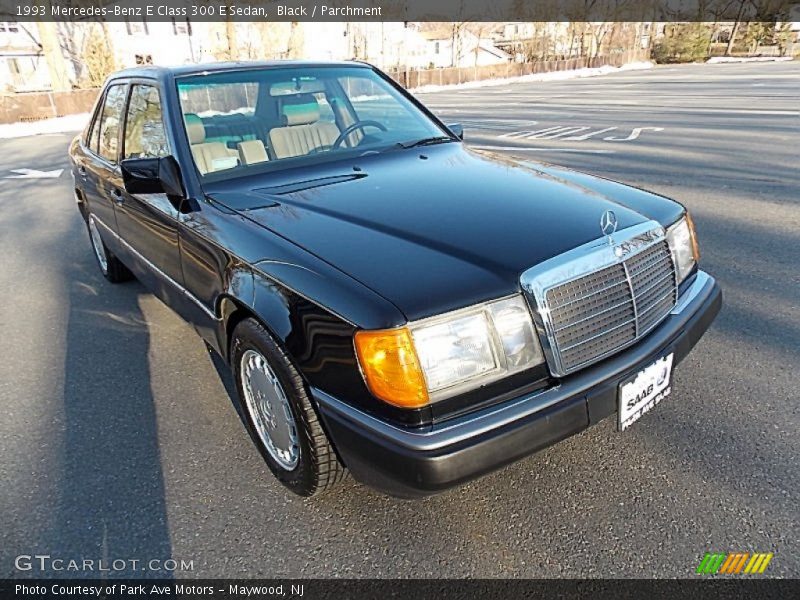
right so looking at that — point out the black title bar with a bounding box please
[0,0,795,22]
[1,579,799,600]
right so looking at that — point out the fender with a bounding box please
[222,260,427,425]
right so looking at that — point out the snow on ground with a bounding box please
[0,112,89,139]
[412,61,655,94]
[707,56,794,64]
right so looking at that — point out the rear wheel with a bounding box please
[86,214,132,283]
[231,318,346,497]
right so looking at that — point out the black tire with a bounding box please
[230,318,347,497]
[86,214,133,283]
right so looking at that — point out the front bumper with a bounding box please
[314,271,722,497]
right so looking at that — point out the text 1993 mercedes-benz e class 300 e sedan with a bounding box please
[69,61,721,497]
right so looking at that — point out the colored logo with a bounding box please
[696,552,773,575]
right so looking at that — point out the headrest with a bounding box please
[281,95,320,126]
[184,113,205,144]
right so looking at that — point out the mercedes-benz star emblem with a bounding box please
[600,210,618,237]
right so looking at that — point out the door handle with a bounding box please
[110,188,124,205]
[78,166,87,177]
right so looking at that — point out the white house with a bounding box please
[417,29,511,68]
[297,22,433,70]
[104,18,201,67]
[0,21,52,93]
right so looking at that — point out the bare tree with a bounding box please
[286,22,304,59]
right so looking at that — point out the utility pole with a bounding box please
[35,21,71,91]
[726,0,747,56]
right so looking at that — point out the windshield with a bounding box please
[176,66,449,180]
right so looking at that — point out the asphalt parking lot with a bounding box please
[1,61,798,578]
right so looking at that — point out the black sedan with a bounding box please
[68,61,721,497]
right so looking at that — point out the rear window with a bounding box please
[178,82,258,118]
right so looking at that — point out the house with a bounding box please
[790,2,800,41]
[416,28,511,68]
[496,22,588,60]
[296,22,435,71]
[0,21,52,93]
[104,17,200,68]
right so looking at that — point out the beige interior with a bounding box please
[184,114,239,174]
[269,97,340,160]
[237,140,269,166]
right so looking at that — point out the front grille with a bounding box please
[542,240,677,374]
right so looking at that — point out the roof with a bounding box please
[109,60,371,81]
[478,44,513,60]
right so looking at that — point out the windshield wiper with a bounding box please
[396,136,454,149]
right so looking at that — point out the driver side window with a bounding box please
[124,84,169,158]
[123,85,169,160]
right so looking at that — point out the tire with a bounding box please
[86,214,133,283]
[231,318,346,497]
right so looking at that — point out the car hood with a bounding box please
[207,144,682,321]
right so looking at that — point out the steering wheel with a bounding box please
[332,120,388,149]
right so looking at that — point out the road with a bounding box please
[1,61,798,579]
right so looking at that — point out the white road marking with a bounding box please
[487,123,668,143]
[499,126,565,139]
[534,126,593,139]
[3,168,64,179]
[471,145,616,154]
[604,127,665,141]
[562,127,618,141]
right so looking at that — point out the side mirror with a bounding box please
[121,156,184,197]
[447,123,464,140]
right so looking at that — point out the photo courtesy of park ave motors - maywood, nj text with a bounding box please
[0,0,798,594]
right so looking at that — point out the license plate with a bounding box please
[618,353,674,431]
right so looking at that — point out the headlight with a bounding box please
[666,213,700,283]
[354,295,544,408]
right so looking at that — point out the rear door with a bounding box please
[115,82,189,311]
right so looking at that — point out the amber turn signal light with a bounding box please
[685,211,701,262]
[353,327,429,408]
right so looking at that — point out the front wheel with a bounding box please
[86,214,132,283]
[231,318,346,497]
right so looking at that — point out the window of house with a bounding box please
[125,19,148,36]
[97,84,128,163]
[435,41,440,54]
[0,21,19,33]
[172,18,190,35]
[123,85,168,160]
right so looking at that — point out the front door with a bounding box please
[114,83,187,312]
